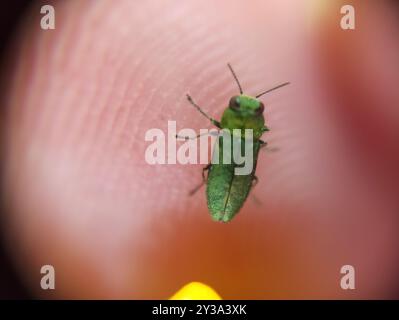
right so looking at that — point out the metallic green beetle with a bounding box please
[181,64,289,222]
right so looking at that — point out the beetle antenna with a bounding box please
[255,82,290,98]
[227,63,243,94]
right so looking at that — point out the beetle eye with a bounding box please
[229,96,240,110]
[256,102,265,115]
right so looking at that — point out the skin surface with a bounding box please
[1,0,399,299]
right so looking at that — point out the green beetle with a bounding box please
[180,64,289,222]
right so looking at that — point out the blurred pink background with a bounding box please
[1,0,399,299]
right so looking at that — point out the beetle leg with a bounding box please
[261,126,270,133]
[252,175,259,187]
[186,94,221,128]
[250,176,263,205]
[188,164,211,196]
[259,140,268,148]
[202,164,211,181]
[176,130,220,141]
[188,182,204,196]
[176,132,206,140]
[260,140,279,153]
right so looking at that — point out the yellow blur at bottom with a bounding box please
[169,282,222,300]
